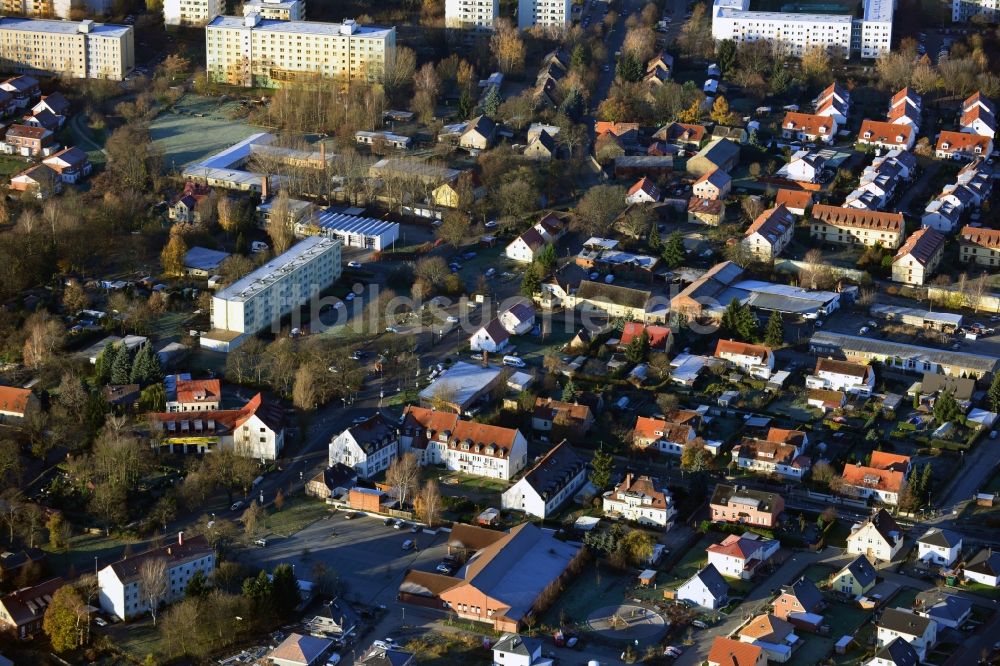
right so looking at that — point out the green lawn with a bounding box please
[108,620,172,662]
[0,153,27,177]
[540,563,632,630]
[435,471,510,494]
[263,496,332,538]
[790,599,873,666]
[44,531,132,576]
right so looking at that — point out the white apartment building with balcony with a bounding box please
[205,15,396,88]
[206,236,341,351]
[518,0,570,30]
[0,18,134,80]
[163,0,224,26]
[446,0,498,31]
[953,0,998,22]
[711,0,893,59]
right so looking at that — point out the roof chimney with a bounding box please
[261,175,269,200]
[178,531,184,546]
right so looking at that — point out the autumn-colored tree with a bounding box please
[43,585,87,652]
[161,233,188,276]
[801,46,831,80]
[266,190,294,255]
[677,99,703,123]
[490,19,526,75]
[709,96,736,125]
[274,489,285,511]
[217,195,240,235]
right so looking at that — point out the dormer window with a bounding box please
[863,131,872,139]
[895,135,903,142]
[819,126,827,134]
[942,142,950,149]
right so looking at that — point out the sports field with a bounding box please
[150,94,261,172]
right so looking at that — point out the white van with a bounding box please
[502,355,526,368]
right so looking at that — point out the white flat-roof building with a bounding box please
[0,18,134,80]
[446,0,498,30]
[243,0,306,20]
[711,0,893,59]
[181,132,332,193]
[300,209,400,251]
[7,0,110,19]
[518,0,570,30]
[205,15,396,88]
[953,0,998,21]
[207,236,341,350]
[163,0,224,26]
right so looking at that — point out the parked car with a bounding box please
[347,261,362,269]
[231,501,244,511]
[692,620,709,629]
[401,540,414,550]
[446,315,459,323]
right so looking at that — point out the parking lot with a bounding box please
[237,511,451,607]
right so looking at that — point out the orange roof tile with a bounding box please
[775,188,812,211]
[811,205,904,232]
[782,112,836,136]
[859,119,913,146]
[936,130,991,155]
[714,339,771,363]
[0,386,33,415]
[708,636,763,666]
[960,225,1000,250]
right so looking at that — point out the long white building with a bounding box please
[205,15,395,88]
[3,0,110,19]
[0,17,134,80]
[206,236,341,350]
[953,0,998,21]
[711,0,893,59]
[446,0,498,30]
[518,0,570,30]
[243,0,306,20]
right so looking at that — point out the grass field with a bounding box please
[0,154,27,177]
[263,496,332,538]
[790,599,873,666]
[150,94,261,172]
[44,531,132,576]
[541,564,632,629]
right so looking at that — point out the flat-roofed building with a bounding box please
[242,0,305,20]
[0,17,134,80]
[446,0,498,31]
[164,0,224,26]
[301,209,400,251]
[517,0,570,30]
[206,236,341,350]
[206,15,395,88]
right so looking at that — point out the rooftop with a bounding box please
[207,15,395,39]
[0,17,131,37]
[213,236,340,303]
[810,331,999,374]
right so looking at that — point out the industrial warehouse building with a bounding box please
[301,209,400,251]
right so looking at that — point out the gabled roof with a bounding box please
[43,146,89,169]
[815,358,871,379]
[477,318,510,346]
[918,527,962,549]
[860,119,913,145]
[965,548,1000,577]
[634,415,694,444]
[707,636,762,666]
[873,637,919,666]
[894,228,945,266]
[891,87,922,109]
[5,124,50,140]
[34,92,70,115]
[852,509,902,545]
[493,633,541,656]
[620,322,671,349]
[694,168,731,190]
[0,386,34,415]
[811,205,904,232]
[693,138,740,166]
[766,428,807,447]
[960,104,995,132]
[269,633,332,665]
[533,397,592,424]
[595,121,640,138]
[782,111,835,135]
[715,339,771,363]
[104,535,212,584]
[739,613,794,642]
[963,91,996,115]
[745,205,793,243]
[879,608,932,637]
[960,225,1000,249]
[839,554,877,588]
[807,388,846,407]
[174,378,222,404]
[936,130,991,154]
[920,372,975,401]
[462,115,496,140]
[781,576,823,612]
[628,176,660,200]
[775,188,812,211]
[341,413,398,454]
[687,564,728,599]
[518,440,586,499]
[707,534,763,560]
[917,591,972,624]
[654,122,707,144]
[575,280,651,310]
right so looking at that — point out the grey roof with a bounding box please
[965,548,1000,577]
[214,236,340,303]
[613,155,674,168]
[747,291,824,315]
[517,441,586,500]
[207,15,394,39]
[0,17,131,37]
[710,484,781,513]
[357,647,415,666]
[918,527,962,549]
[786,576,823,612]
[311,209,399,239]
[576,280,651,310]
[270,633,332,665]
[873,637,919,666]
[810,331,1000,374]
[842,555,877,588]
[690,564,728,600]
[344,414,398,455]
[692,138,740,167]
[919,593,972,623]
[184,246,230,272]
[493,633,541,656]
[418,361,503,410]
[920,373,975,401]
[879,608,932,637]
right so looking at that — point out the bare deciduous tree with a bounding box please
[139,557,168,626]
[386,453,421,509]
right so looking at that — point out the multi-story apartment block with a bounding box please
[98,534,215,620]
[208,236,341,350]
[742,204,794,261]
[953,0,999,22]
[711,0,893,59]
[517,0,570,30]
[399,406,528,481]
[205,15,395,88]
[329,414,399,479]
[810,205,905,249]
[959,225,1000,267]
[243,0,306,20]
[4,0,110,19]
[501,441,587,519]
[446,0,498,31]
[0,18,134,80]
[163,0,224,26]
[150,393,285,460]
